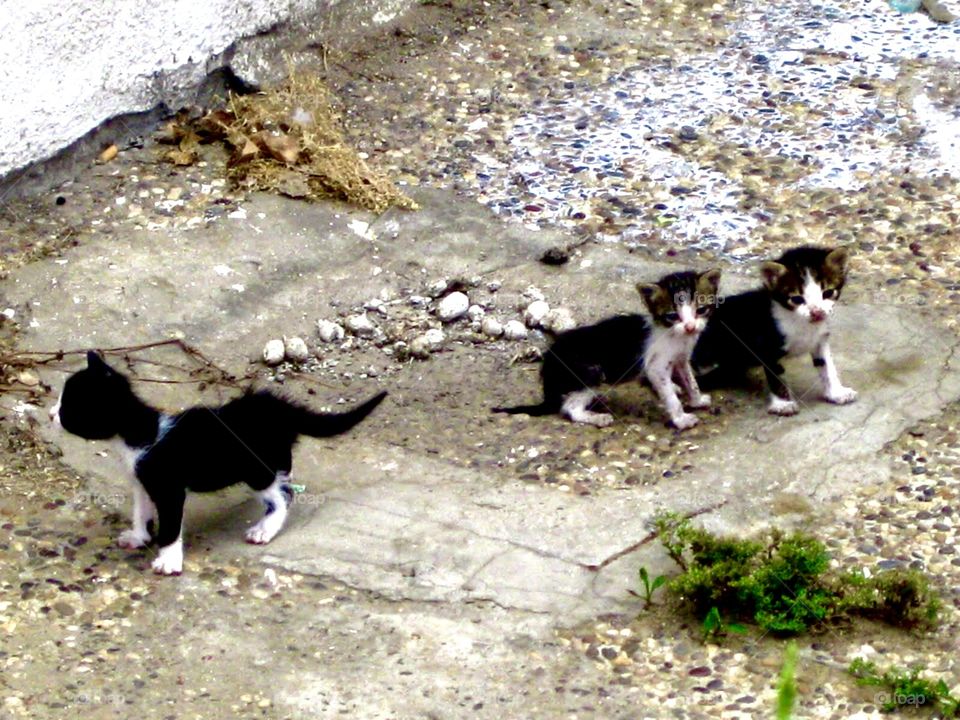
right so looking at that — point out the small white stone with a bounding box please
[409,328,446,358]
[428,279,449,296]
[283,337,310,362]
[316,319,345,343]
[524,300,551,328]
[409,295,431,306]
[467,304,486,321]
[487,281,502,292]
[345,313,377,337]
[481,317,504,338]
[364,298,388,315]
[523,286,545,302]
[542,307,576,333]
[503,320,528,340]
[262,339,285,366]
[437,292,470,322]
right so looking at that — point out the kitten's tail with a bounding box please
[491,400,559,417]
[298,391,388,437]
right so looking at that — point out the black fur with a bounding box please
[493,314,651,416]
[57,351,386,553]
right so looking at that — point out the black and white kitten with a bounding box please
[494,269,721,430]
[692,246,855,415]
[50,351,387,575]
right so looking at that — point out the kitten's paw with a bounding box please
[591,414,614,428]
[118,529,150,549]
[687,393,711,409]
[245,524,281,545]
[672,413,699,430]
[767,396,799,416]
[824,387,857,405]
[151,542,183,576]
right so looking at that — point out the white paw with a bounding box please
[151,549,183,576]
[672,413,699,430]
[768,397,800,416]
[245,520,282,545]
[688,393,711,409]
[825,386,857,405]
[118,529,150,549]
[591,414,614,428]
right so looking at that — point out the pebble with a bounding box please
[283,336,310,362]
[503,320,529,340]
[467,304,486,321]
[437,291,470,322]
[262,339,285,366]
[345,313,377,337]
[524,300,551,328]
[541,307,576,334]
[481,317,504,338]
[409,328,445,358]
[316,319,345,343]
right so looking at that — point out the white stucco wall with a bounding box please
[0,0,411,180]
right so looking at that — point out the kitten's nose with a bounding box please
[683,322,698,334]
[810,308,827,322]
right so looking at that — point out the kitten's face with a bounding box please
[761,246,849,324]
[51,352,129,439]
[638,269,722,336]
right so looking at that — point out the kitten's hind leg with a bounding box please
[150,490,185,575]
[118,480,157,549]
[675,362,711,409]
[813,341,856,405]
[246,472,291,545]
[561,390,614,427]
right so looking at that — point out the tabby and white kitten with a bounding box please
[494,269,721,430]
[51,352,387,575]
[692,246,855,415]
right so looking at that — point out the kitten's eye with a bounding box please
[664,312,680,323]
[822,288,837,300]
[696,306,712,316]
[789,295,805,305]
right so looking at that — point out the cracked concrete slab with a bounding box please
[8,188,960,628]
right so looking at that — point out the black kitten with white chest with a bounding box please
[692,246,855,415]
[494,269,721,430]
[51,352,386,575]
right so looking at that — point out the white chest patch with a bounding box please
[643,325,699,370]
[772,302,830,356]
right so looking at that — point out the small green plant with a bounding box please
[776,642,799,720]
[632,566,668,607]
[651,512,941,637]
[849,658,960,717]
[701,606,747,642]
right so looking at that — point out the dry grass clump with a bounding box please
[161,71,418,213]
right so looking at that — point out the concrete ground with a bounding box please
[2,0,960,718]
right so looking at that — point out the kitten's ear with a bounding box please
[698,268,721,293]
[86,350,112,374]
[760,262,787,291]
[825,247,851,275]
[636,282,661,311]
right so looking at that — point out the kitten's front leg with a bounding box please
[764,365,799,416]
[648,363,698,430]
[675,361,711,409]
[118,481,156,549]
[813,341,857,405]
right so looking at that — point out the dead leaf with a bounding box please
[163,148,197,166]
[98,145,118,163]
[256,131,300,164]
